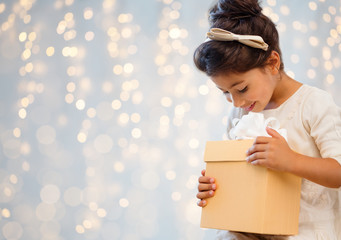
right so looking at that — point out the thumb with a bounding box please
[266,127,283,139]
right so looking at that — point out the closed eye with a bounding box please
[238,86,248,93]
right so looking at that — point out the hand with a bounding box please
[246,127,297,172]
[196,169,216,207]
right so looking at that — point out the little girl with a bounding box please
[194,0,341,239]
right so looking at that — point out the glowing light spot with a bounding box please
[166,170,176,180]
[131,128,142,139]
[85,31,95,41]
[171,192,181,201]
[64,30,77,41]
[290,54,300,64]
[13,128,21,138]
[119,198,129,208]
[118,13,133,23]
[83,220,92,229]
[308,2,317,11]
[323,14,331,23]
[0,3,6,14]
[161,97,172,107]
[163,0,173,4]
[65,93,74,104]
[87,108,96,118]
[309,36,319,47]
[9,174,18,184]
[326,74,335,84]
[23,15,31,24]
[25,62,33,73]
[75,225,85,234]
[111,100,122,110]
[75,99,86,110]
[84,8,93,20]
[124,63,134,73]
[155,55,166,66]
[131,113,141,123]
[28,32,36,41]
[2,222,23,239]
[113,161,125,173]
[307,69,316,79]
[324,61,333,71]
[121,27,132,38]
[322,47,331,60]
[36,203,56,221]
[40,184,61,204]
[64,12,74,22]
[188,138,199,149]
[22,49,31,60]
[118,113,129,125]
[280,5,290,15]
[170,10,180,20]
[46,46,55,56]
[36,125,56,145]
[18,108,27,119]
[22,161,30,171]
[160,115,170,126]
[113,65,123,75]
[19,32,27,42]
[97,208,107,218]
[77,132,87,143]
[199,85,209,95]
[66,82,76,92]
[2,208,11,218]
[120,91,130,101]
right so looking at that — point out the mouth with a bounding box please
[243,102,256,111]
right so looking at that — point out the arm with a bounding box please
[247,127,341,188]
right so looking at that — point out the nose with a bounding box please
[229,94,245,108]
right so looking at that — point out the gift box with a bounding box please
[200,139,301,235]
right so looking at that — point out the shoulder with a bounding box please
[299,85,336,112]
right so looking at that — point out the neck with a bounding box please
[265,71,302,110]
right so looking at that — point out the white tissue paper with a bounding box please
[229,112,287,140]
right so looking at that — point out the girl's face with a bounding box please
[211,67,278,112]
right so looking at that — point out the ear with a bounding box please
[267,51,281,74]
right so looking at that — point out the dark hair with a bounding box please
[193,0,284,77]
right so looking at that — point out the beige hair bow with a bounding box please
[206,28,269,51]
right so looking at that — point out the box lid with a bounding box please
[204,139,254,162]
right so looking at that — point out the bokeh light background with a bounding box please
[0,0,340,239]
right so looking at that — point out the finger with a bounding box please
[247,143,267,156]
[198,183,216,192]
[266,127,283,139]
[254,136,272,144]
[201,169,206,176]
[197,199,207,207]
[246,151,266,163]
[250,159,267,167]
[198,176,215,184]
[196,190,215,200]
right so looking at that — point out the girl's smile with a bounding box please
[211,67,278,112]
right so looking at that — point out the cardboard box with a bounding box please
[200,139,301,235]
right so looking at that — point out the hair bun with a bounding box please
[210,0,262,22]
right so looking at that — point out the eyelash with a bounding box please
[239,86,248,93]
[222,86,248,96]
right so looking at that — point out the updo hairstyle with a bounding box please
[193,0,284,77]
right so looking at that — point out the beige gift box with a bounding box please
[200,139,302,235]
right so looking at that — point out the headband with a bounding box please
[205,28,269,51]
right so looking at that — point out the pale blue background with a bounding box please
[0,0,340,239]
